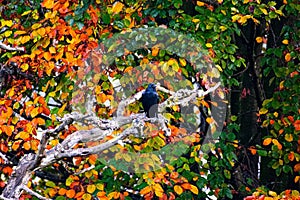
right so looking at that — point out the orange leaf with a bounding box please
[49,188,57,197]
[263,138,272,146]
[31,140,39,151]
[285,53,291,62]
[256,37,263,43]
[2,166,13,175]
[66,189,76,198]
[152,46,159,57]
[0,143,8,153]
[58,188,67,195]
[42,105,51,115]
[140,186,152,195]
[248,146,257,155]
[44,52,52,61]
[12,141,21,151]
[294,163,300,172]
[42,0,54,9]
[181,183,191,190]
[23,141,31,150]
[88,154,97,165]
[1,125,12,136]
[293,120,300,131]
[288,152,294,161]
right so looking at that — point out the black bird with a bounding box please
[141,83,159,118]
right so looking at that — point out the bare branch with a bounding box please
[0,41,25,51]
[0,152,10,164]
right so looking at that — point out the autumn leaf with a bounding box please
[66,189,76,198]
[87,184,96,194]
[174,185,183,195]
[190,184,199,195]
[41,0,54,9]
[263,138,272,146]
[112,2,124,14]
[256,37,263,43]
[58,103,67,116]
[140,186,152,195]
[272,139,282,150]
[285,53,291,62]
[293,120,300,131]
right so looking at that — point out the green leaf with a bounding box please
[223,169,231,179]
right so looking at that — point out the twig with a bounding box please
[0,41,25,51]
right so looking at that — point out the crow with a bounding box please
[141,83,159,118]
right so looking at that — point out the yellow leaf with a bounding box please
[37,28,46,36]
[263,138,272,146]
[4,30,12,37]
[58,103,67,116]
[32,23,42,30]
[220,25,227,31]
[82,193,92,200]
[41,0,54,9]
[20,63,29,72]
[284,134,293,142]
[14,30,27,35]
[20,35,31,44]
[275,10,283,16]
[21,10,32,16]
[282,39,289,45]
[295,176,300,183]
[259,8,268,15]
[42,38,50,48]
[206,43,213,48]
[31,107,40,118]
[96,183,104,191]
[231,14,241,22]
[16,131,30,140]
[153,183,164,197]
[46,61,55,76]
[174,185,183,195]
[196,1,205,6]
[8,88,14,97]
[190,185,199,195]
[192,18,200,23]
[49,46,56,54]
[268,191,277,197]
[87,184,96,194]
[259,107,268,115]
[2,20,13,27]
[272,139,282,150]
[179,58,186,66]
[112,2,124,14]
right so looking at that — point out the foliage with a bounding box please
[0,0,299,199]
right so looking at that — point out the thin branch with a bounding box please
[0,152,10,164]
[0,41,25,51]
